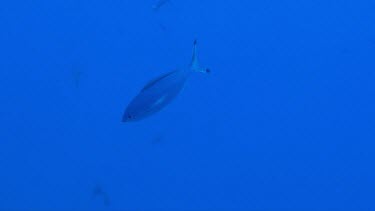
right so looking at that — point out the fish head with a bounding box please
[122,92,171,122]
[122,113,137,122]
[122,108,138,122]
[122,99,151,122]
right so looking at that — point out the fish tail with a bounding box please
[190,39,210,73]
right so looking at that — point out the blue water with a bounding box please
[1,0,374,210]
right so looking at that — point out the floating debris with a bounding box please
[152,133,164,145]
[71,63,84,88]
[152,0,171,11]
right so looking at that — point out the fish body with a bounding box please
[122,40,209,122]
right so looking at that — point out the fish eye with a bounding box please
[127,114,133,119]
[206,68,211,73]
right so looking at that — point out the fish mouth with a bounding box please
[122,113,135,122]
[122,114,130,122]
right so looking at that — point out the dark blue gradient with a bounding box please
[0,0,374,210]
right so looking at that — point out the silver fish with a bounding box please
[122,40,210,122]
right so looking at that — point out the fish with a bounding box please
[122,40,210,122]
[152,0,170,11]
[92,185,110,207]
[71,64,84,88]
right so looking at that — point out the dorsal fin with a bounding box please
[140,70,176,92]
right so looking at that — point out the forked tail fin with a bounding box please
[190,40,210,73]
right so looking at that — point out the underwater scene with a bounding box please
[0,0,375,210]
